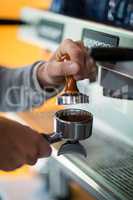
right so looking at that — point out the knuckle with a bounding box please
[71,50,84,62]
[59,63,64,74]
[5,160,24,171]
[45,62,51,75]
[74,64,81,74]
[63,38,73,45]
[75,48,83,57]
[37,137,52,158]
[74,75,81,80]
[46,146,52,157]
[3,166,16,172]
[28,159,37,166]
[26,153,37,166]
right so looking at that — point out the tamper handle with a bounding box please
[56,54,79,93]
[90,47,133,62]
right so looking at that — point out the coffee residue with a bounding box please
[60,114,91,122]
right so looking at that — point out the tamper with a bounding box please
[56,54,89,105]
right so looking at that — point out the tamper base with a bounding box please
[57,93,89,105]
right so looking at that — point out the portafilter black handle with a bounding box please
[41,133,87,157]
[0,19,29,26]
[41,132,63,144]
[90,47,133,62]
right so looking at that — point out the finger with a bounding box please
[75,41,85,49]
[85,58,96,74]
[37,135,52,158]
[2,163,24,172]
[89,71,97,82]
[25,146,38,166]
[26,155,38,166]
[57,39,85,68]
[73,41,95,79]
[83,49,96,75]
[46,60,80,78]
[74,55,96,80]
[2,154,26,171]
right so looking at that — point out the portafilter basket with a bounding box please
[54,109,93,140]
[43,109,93,157]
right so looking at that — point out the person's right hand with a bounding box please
[0,117,51,171]
[37,39,96,87]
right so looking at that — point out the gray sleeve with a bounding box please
[0,61,62,112]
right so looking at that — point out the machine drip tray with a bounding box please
[98,160,133,200]
[64,128,133,200]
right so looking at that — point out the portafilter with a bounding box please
[42,109,93,157]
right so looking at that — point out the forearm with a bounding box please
[0,40,96,112]
[0,61,60,112]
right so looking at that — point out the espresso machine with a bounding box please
[17,7,133,200]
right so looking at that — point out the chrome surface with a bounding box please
[100,66,133,99]
[57,93,89,105]
[54,109,93,140]
[65,126,133,200]
[58,141,87,157]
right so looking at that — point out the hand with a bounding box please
[0,117,51,171]
[37,39,96,87]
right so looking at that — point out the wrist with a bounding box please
[36,63,46,88]
[36,63,64,97]
[36,62,54,88]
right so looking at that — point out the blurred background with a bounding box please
[0,0,51,67]
[0,1,133,200]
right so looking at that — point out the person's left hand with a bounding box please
[37,39,96,87]
[0,117,51,171]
